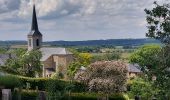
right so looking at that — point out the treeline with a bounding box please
[48,38,160,47]
[0,38,160,47]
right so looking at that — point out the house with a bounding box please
[27,4,74,78]
[128,64,142,78]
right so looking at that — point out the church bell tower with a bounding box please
[27,4,42,51]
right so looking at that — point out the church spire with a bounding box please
[31,4,39,31]
[27,2,43,51]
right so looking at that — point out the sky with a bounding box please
[0,0,167,41]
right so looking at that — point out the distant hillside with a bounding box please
[0,41,26,47]
[0,38,160,47]
[46,38,160,47]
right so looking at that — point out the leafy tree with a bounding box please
[11,48,26,57]
[75,60,128,93]
[0,48,7,54]
[139,1,170,98]
[78,53,92,66]
[67,62,81,79]
[128,77,157,99]
[20,50,42,77]
[145,1,170,44]
[129,44,161,72]
[4,50,42,77]
[67,49,92,78]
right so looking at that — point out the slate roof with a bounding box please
[0,54,16,66]
[40,47,73,61]
[28,4,42,37]
[128,64,141,73]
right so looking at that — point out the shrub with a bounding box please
[18,76,86,92]
[127,78,156,99]
[75,60,128,93]
[0,75,21,88]
[19,76,47,90]
[21,90,38,100]
[12,89,38,100]
[63,93,129,100]
[0,74,87,92]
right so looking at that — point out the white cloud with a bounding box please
[0,0,169,41]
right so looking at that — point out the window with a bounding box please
[36,39,39,46]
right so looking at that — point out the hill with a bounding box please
[0,38,160,48]
[46,38,160,47]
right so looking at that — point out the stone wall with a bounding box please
[42,54,74,78]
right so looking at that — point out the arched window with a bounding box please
[36,39,39,46]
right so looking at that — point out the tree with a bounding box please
[128,77,157,99]
[145,1,170,44]
[20,50,42,77]
[4,50,42,77]
[129,44,161,72]
[142,1,170,98]
[11,48,27,57]
[78,53,92,66]
[75,60,128,94]
[0,48,7,54]
[67,49,92,79]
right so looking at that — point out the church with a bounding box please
[27,4,74,78]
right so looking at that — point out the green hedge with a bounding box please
[13,90,129,100]
[12,90,38,100]
[0,75,86,92]
[19,77,47,90]
[60,93,129,100]
[0,75,21,88]
[19,76,86,92]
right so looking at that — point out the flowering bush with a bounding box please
[75,60,128,93]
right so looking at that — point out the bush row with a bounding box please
[0,75,86,92]
[0,75,21,88]
[12,90,129,100]
[65,93,129,100]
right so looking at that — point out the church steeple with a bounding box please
[27,4,43,51]
[31,4,39,31]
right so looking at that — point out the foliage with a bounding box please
[75,60,128,93]
[145,1,170,44]
[17,76,86,92]
[11,48,27,57]
[21,90,38,98]
[128,77,156,99]
[67,62,82,78]
[63,93,129,100]
[144,1,170,98]
[129,44,161,71]
[51,72,64,79]
[4,50,42,77]
[130,45,170,98]
[12,89,38,100]
[19,76,47,90]
[20,50,42,77]
[67,49,92,78]
[151,46,170,98]
[0,75,21,88]
[0,74,86,92]
[0,48,7,54]
[78,53,92,65]
[75,46,101,53]
[91,53,120,62]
